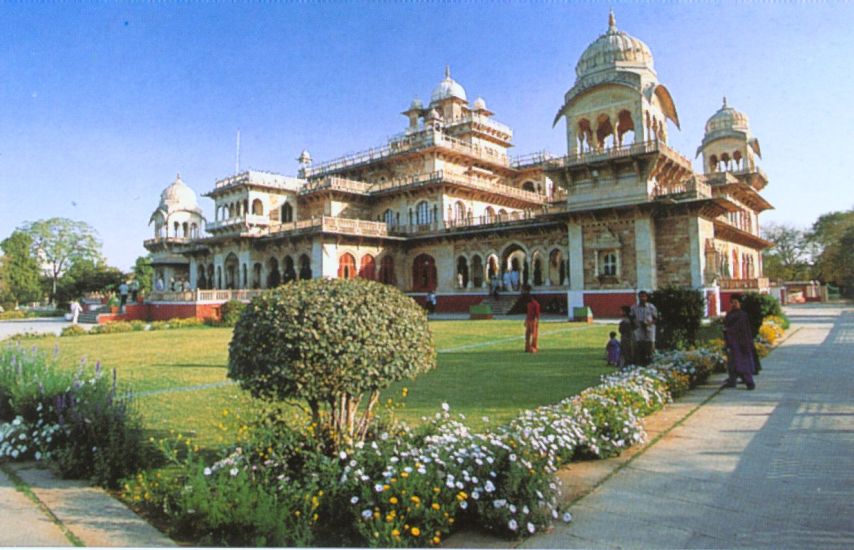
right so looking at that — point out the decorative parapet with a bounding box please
[719,277,770,291]
[148,289,266,303]
[546,140,692,172]
[206,214,270,232]
[208,170,304,195]
[299,176,372,196]
[300,129,511,178]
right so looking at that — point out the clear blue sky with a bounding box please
[1,2,852,270]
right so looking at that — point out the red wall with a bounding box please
[97,302,221,324]
[583,293,636,318]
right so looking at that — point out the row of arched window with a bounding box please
[215,198,264,221]
[709,151,746,173]
[380,202,526,229]
[337,253,396,284]
[728,209,754,233]
[155,220,199,239]
[196,253,313,290]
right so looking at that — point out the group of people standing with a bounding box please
[607,290,659,367]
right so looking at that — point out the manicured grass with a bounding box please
[32,320,617,449]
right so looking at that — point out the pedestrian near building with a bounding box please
[524,286,540,353]
[129,279,140,302]
[69,300,82,325]
[118,281,129,311]
[618,305,635,367]
[502,270,512,291]
[605,331,621,366]
[630,290,658,366]
[723,295,757,390]
[425,291,437,314]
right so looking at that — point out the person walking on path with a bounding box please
[605,331,621,366]
[723,295,757,390]
[69,299,82,324]
[425,291,437,314]
[118,281,129,312]
[129,279,140,303]
[524,286,540,353]
[630,290,658,366]
[618,305,635,367]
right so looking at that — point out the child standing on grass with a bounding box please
[606,331,621,366]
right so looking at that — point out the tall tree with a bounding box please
[760,223,810,281]
[0,231,43,305]
[55,258,124,306]
[20,218,102,302]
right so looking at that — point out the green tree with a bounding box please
[0,231,43,306]
[55,259,124,306]
[132,255,154,294]
[760,223,811,281]
[807,208,854,293]
[228,278,436,451]
[19,218,102,302]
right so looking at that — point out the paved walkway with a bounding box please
[0,317,86,341]
[525,303,854,549]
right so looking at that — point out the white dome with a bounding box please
[473,97,487,111]
[431,66,467,103]
[705,97,750,135]
[575,11,654,78]
[157,174,201,214]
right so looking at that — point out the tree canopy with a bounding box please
[19,218,102,302]
[0,231,42,306]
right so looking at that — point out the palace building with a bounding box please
[142,12,771,320]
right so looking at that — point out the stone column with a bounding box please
[689,217,714,288]
[315,239,336,279]
[188,259,198,290]
[567,222,585,314]
[634,217,657,291]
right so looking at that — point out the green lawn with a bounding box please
[34,320,616,449]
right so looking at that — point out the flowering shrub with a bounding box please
[126,347,727,546]
[60,325,88,337]
[0,343,150,488]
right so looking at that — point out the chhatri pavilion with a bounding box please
[143,12,771,319]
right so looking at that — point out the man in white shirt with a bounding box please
[70,300,82,324]
[630,290,659,366]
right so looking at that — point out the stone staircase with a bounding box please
[478,293,521,316]
[78,306,107,324]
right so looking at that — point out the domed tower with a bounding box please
[554,10,681,154]
[430,65,468,122]
[696,97,762,174]
[145,174,206,292]
[149,174,205,240]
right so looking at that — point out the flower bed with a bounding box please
[125,347,731,546]
[0,342,149,488]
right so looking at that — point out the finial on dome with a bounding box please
[176,172,181,180]
[722,96,728,108]
[608,9,616,31]
[445,65,451,79]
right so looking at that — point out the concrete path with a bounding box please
[0,468,71,547]
[0,318,87,340]
[525,303,854,549]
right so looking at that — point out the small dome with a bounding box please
[575,11,654,78]
[297,149,312,164]
[704,97,750,135]
[159,174,200,212]
[431,66,467,103]
[473,97,487,111]
[410,98,423,110]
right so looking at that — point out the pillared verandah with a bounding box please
[142,10,772,321]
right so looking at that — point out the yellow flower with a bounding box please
[411,527,421,537]
[390,497,399,505]
[431,503,440,511]
[402,387,409,397]
[433,487,441,494]
[410,495,421,504]
[456,491,467,501]
[294,511,301,517]
[383,484,390,491]
[401,471,409,478]
[433,536,441,544]
[312,513,319,521]
[392,529,400,537]
[373,511,381,519]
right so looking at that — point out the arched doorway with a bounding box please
[338,253,357,279]
[378,256,395,285]
[359,254,376,280]
[283,255,297,283]
[298,254,312,280]
[412,254,437,291]
[252,263,262,289]
[456,256,469,288]
[267,258,281,288]
[531,252,544,286]
[224,253,239,289]
[549,249,566,286]
[471,255,484,288]
[501,244,528,290]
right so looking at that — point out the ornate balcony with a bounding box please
[718,277,770,290]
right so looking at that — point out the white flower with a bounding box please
[509,453,517,462]
[229,467,239,477]
[493,499,506,508]
[508,519,518,531]
[441,402,450,412]
[339,450,348,460]
[203,467,212,476]
[563,512,573,523]
[375,483,384,493]
[527,522,536,533]
[361,509,373,519]
[460,500,468,510]
[35,451,42,461]
[471,491,480,500]
[350,496,359,505]
[522,505,530,515]
[484,480,495,493]
[509,504,517,513]
[380,432,389,441]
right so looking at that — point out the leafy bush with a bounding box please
[219,300,246,327]
[130,320,147,331]
[229,278,436,449]
[648,287,705,350]
[0,344,151,487]
[89,321,134,335]
[0,310,26,320]
[61,325,88,337]
[739,292,782,338]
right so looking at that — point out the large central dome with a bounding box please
[575,11,654,79]
[431,66,467,103]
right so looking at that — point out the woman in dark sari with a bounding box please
[618,305,635,367]
[723,296,756,390]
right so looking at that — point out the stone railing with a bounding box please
[206,214,270,232]
[143,236,195,247]
[719,277,770,290]
[653,177,712,200]
[300,176,372,196]
[302,129,510,178]
[444,112,513,136]
[511,150,554,168]
[148,289,267,303]
[367,169,545,204]
[546,140,692,171]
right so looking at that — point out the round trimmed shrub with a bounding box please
[228,278,436,449]
[220,299,246,327]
